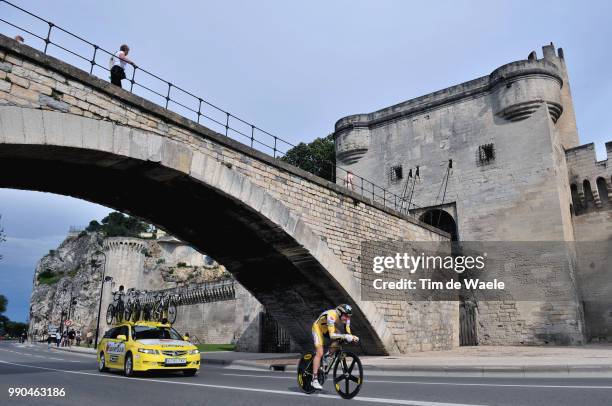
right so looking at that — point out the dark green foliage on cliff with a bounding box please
[37,269,63,285]
[86,212,150,237]
[280,134,336,182]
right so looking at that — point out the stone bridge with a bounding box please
[0,35,452,354]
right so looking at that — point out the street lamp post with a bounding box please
[59,310,67,334]
[58,286,76,334]
[94,251,109,348]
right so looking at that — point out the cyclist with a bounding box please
[310,304,359,390]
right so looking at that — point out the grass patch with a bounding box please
[196,343,235,352]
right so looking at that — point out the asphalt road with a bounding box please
[1,341,611,406]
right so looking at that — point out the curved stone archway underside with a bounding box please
[0,106,402,354]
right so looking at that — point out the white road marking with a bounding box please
[222,373,612,390]
[0,359,486,406]
[225,373,293,380]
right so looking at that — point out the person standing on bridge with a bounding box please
[109,44,136,88]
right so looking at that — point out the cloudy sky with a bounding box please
[1,0,611,321]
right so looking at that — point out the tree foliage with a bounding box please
[3,320,27,337]
[0,294,6,314]
[86,212,151,237]
[0,288,29,338]
[280,134,336,182]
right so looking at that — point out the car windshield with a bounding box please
[132,326,183,341]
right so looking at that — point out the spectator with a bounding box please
[86,331,93,348]
[13,35,24,43]
[76,330,82,346]
[68,329,76,347]
[345,171,355,190]
[61,331,68,347]
[109,44,135,88]
[55,331,61,347]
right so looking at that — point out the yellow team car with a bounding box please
[97,321,200,377]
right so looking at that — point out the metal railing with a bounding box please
[0,0,423,215]
[139,278,236,306]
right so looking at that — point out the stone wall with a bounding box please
[171,284,263,346]
[566,143,612,342]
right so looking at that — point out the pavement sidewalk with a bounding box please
[46,342,612,376]
[209,344,612,376]
[51,345,96,355]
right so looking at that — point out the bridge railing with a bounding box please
[0,0,424,216]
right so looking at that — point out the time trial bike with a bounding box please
[297,339,363,399]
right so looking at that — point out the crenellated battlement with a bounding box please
[566,143,612,213]
[335,43,574,166]
[103,238,147,255]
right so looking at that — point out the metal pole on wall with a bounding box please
[94,251,108,348]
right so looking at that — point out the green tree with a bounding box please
[86,212,150,237]
[85,220,102,232]
[0,294,8,336]
[280,134,336,182]
[0,294,6,314]
[4,320,27,337]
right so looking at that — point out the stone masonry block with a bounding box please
[189,151,206,179]
[161,140,192,174]
[21,108,44,145]
[81,117,101,150]
[113,125,131,157]
[129,129,149,161]
[62,114,84,148]
[0,105,24,143]
[7,73,28,88]
[97,120,115,153]
[42,109,65,145]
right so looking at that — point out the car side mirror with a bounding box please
[116,335,127,341]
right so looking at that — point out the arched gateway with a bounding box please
[0,36,452,354]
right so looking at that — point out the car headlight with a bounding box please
[188,349,199,355]
[138,348,159,355]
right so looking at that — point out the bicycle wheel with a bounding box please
[332,351,363,399]
[297,352,316,394]
[124,304,132,323]
[167,301,177,324]
[142,304,151,321]
[105,304,114,325]
[132,303,141,322]
[116,301,124,322]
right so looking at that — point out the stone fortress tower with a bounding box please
[334,43,612,346]
[99,238,147,326]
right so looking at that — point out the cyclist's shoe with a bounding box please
[311,379,323,390]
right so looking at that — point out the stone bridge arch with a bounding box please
[0,36,450,354]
